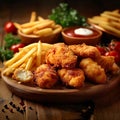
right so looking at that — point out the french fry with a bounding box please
[22,43,38,50]
[3,11,63,75]
[21,21,40,28]
[14,11,62,37]
[103,11,120,18]
[20,63,26,69]
[30,11,36,22]
[25,57,33,70]
[91,16,108,21]
[112,9,120,13]
[99,22,120,37]
[14,22,22,30]
[110,21,120,29]
[53,25,62,34]
[36,41,42,66]
[3,42,53,75]
[8,47,36,69]
[21,20,54,34]
[4,50,27,67]
[89,9,120,38]
[88,16,109,25]
[101,12,120,22]
[41,43,52,50]
[3,67,15,76]
[34,28,53,37]
[38,16,45,22]
[36,20,54,29]
[21,25,38,34]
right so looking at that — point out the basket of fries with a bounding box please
[15,12,62,45]
[88,9,120,38]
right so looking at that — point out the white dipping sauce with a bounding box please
[74,28,93,36]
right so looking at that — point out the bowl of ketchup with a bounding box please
[62,26,102,45]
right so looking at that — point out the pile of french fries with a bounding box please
[14,11,62,37]
[88,9,120,37]
[3,41,52,76]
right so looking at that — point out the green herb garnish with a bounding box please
[0,48,14,62]
[0,33,21,62]
[4,33,21,49]
[48,2,88,27]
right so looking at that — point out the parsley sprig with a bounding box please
[4,33,21,49]
[0,33,21,62]
[48,3,88,27]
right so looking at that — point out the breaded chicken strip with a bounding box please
[96,56,120,74]
[34,64,58,88]
[69,43,101,60]
[79,58,107,84]
[58,68,85,88]
[12,68,34,83]
[45,43,77,68]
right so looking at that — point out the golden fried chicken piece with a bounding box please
[12,68,34,83]
[34,64,58,88]
[45,43,77,68]
[58,68,85,88]
[97,56,120,74]
[69,43,101,60]
[79,58,107,84]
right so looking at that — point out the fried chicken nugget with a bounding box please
[97,56,120,74]
[79,58,107,84]
[69,43,101,60]
[12,68,34,83]
[45,43,77,68]
[46,43,77,68]
[34,64,58,88]
[58,68,85,88]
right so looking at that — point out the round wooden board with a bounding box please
[1,72,120,103]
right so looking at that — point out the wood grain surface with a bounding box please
[0,76,94,120]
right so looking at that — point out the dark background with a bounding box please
[0,0,120,18]
[0,0,120,34]
[0,0,120,30]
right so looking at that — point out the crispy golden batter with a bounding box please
[45,43,77,68]
[34,64,58,88]
[97,56,120,74]
[12,68,34,83]
[79,58,107,84]
[58,68,85,88]
[69,43,101,60]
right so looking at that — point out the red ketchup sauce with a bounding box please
[64,27,99,39]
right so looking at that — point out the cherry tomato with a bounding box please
[4,21,17,34]
[96,45,106,55]
[105,50,120,63]
[10,43,25,53]
[109,40,120,52]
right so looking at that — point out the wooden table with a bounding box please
[0,75,95,120]
[0,1,120,120]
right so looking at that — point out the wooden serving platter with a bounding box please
[2,72,120,103]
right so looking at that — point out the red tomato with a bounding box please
[10,43,25,53]
[105,51,120,63]
[4,21,17,34]
[109,40,120,52]
[96,45,106,55]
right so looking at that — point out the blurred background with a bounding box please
[0,0,120,39]
[0,0,120,21]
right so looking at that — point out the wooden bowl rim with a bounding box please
[18,30,40,38]
[61,26,102,40]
